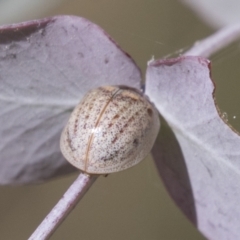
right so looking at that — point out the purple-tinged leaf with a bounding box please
[0,16,141,184]
[146,56,240,240]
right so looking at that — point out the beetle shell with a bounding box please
[60,85,160,174]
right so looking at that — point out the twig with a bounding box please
[185,23,240,58]
[28,172,98,240]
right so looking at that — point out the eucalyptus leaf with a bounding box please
[146,56,240,240]
[0,16,141,184]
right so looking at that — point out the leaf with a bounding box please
[181,0,240,28]
[0,16,141,184]
[146,56,240,240]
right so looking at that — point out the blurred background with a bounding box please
[0,0,240,239]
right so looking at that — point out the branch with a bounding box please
[185,23,240,58]
[28,172,98,240]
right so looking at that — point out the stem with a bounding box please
[184,23,240,58]
[28,172,98,240]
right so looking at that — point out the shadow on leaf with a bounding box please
[152,115,197,225]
